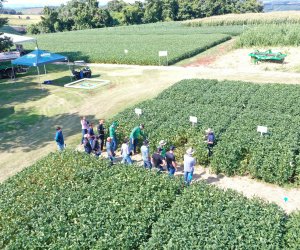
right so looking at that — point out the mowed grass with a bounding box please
[185,11,300,26]
[0,14,42,26]
[30,23,243,65]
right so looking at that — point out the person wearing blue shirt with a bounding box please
[55,126,65,151]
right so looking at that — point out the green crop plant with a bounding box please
[110,79,300,186]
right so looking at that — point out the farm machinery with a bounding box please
[249,49,287,64]
[70,61,92,80]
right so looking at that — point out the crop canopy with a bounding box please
[12,49,67,67]
[0,33,36,44]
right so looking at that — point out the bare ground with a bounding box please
[2,53,300,213]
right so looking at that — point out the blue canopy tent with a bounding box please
[12,49,68,86]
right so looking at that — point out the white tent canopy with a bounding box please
[0,33,36,44]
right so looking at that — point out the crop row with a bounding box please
[29,23,243,65]
[111,79,300,185]
[0,151,299,248]
[185,11,300,26]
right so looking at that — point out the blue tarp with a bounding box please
[12,49,67,67]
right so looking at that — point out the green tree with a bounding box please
[143,0,163,23]
[0,0,13,51]
[122,2,144,25]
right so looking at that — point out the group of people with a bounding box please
[54,117,215,185]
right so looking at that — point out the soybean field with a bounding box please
[31,23,243,65]
[0,150,299,249]
[112,79,300,186]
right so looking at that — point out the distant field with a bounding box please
[0,14,41,26]
[31,23,243,65]
[185,11,300,26]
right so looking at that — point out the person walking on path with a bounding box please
[109,121,118,152]
[130,124,145,154]
[80,117,88,144]
[97,119,105,151]
[121,138,132,165]
[106,137,114,165]
[184,148,196,185]
[151,147,166,172]
[166,146,177,177]
[158,140,167,158]
[55,126,65,151]
[205,128,215,157]
[141,140,152,169]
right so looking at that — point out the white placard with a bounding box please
[159,51,168,57]
[124,49,128,54]
[189,116,198,123]
[257,126,268,134]
[135,108,142,115]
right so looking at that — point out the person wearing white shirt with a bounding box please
[121,138,132,165]
[184,148,196,185]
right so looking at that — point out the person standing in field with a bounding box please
[83,134,92,154]
[184,148,196,185]
[106,137,114,165]
[54,126,65,151]
[158,140,167,158]
[151,147,166,172]
[109,121,118,152]
[80,117,88,144]
[205,128,215,157]
[141,140,152,169]
[121,138,132,165]
[88,123,95,145]
[97,119,105,151]
[166,146,177,177]
[129,124,145,154]
[92,136,101,157]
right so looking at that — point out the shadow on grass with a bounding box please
[0,112,100,153]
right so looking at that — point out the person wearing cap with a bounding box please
[97,119,105,151]
[184,148,196,185]
[109,121,119,151]
[129,124,145,154]
[151,147,166,172]
[83,134,92,154]
[205,128,215,157]
[92,136,101,157]
[80,117,88,144]
[54,126,65,151]
[141,140,152,169]
[106,137,114,165]
[166,146,177,177]
[158,140,167,158]
[121,138,132,165]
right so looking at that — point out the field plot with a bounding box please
[1,150,299,249]
[31,23,243,65]
[0,14,41,26]
[185,11,300,26]
[112,79,300,186]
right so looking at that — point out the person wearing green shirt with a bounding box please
[159,140,167,158]
[109,121,118,151]
[129,124,145,154]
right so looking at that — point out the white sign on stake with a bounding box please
[135,108,142,117]
[257,126,268,135]
[124,49,128,54]
[189,116,198,126]
[159,51,168,57]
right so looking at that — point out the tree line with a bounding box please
[27,0,263,34]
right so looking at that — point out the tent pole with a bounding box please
[68,59,72,82]
[44,64,47,74]
[37,66,41,88]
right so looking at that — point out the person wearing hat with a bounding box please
[109,121,119,151]
[54,126,65,151]
[166,146,177,177]
[151,147,166,172]
[205,128,215,157]
[106,137,114,165]
[129,124,145,154]
[141,140,152,169]
[184,147,196,185]
[121,138,132,165]
[158,140,167,158]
